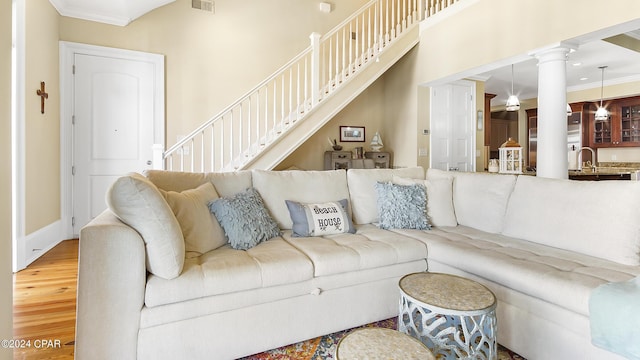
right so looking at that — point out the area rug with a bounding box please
[238,317,526,359]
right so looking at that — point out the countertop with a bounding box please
[488,165,640,180]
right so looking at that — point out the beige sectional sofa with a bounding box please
[75,167,640,360]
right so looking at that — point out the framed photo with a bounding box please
[340,126,365,142]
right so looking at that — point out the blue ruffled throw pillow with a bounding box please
[375,181,430,230]
[209,187,280,250]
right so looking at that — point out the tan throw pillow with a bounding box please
[106,173,185,280]
[161,182,226,256]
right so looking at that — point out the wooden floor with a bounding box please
[12,239,78,360]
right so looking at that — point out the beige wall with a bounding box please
[387,0,640,171]
[275,77,386,170]
[18,0,368,244]
[383,45,421,168]
[1,0,13,357]
[58,0,369,148]
[419,0,640,86]
[277,35,425,171]
[24,0,60,234]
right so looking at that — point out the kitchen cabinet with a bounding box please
[589,96,640,148]
[526,103,589,169]
[526,109,537,168]
[620,101,640,143]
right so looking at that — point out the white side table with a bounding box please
[336,327,435,360]
[398,272,497,360]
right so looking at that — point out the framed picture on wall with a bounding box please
[340,126,365,142]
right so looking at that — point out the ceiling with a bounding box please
[48,0,176,26]
[481,29,640,108]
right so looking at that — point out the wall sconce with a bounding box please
[477,110,484,130]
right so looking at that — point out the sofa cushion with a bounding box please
[161,182,226,256]
[145,238,314,307]
[285,199,356,237]
[144,169,253,197]
[450,172,517,233]
[347,167,425,224]
[392,175,457,227]
[392,225,640,317]
[209,188,280,250]
[252,170,351,229]
[503,175,640,266]
[282,224,428,277]
[375,182,430,230]
[106,172,185,280]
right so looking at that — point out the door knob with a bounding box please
[146,160,152,165]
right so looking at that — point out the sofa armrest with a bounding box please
[75,211,146,360]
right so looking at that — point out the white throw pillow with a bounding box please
[450,172,517,234]
[392,175,457,227]
[161,182,226,256]
[285,199,356,237]
[106,173,185,280]
[252,169,351,229]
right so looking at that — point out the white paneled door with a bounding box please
[69,45,164,235]
[430,80,476,172]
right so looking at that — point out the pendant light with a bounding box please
[594,66,609,121]
[505,64,520,111]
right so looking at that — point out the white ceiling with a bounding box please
[48,0,176,26]
[481,36,640,107]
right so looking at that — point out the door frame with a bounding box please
[59,41,165,239]
[429,79,477,171]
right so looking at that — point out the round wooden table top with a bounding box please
[336,327,435,360]
[399,272,496,314]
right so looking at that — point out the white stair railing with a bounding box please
[161,0,461,172]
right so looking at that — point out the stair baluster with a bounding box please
[161,0,461,172]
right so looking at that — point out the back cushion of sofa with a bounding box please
[144,170,253,197]
[451,172,517,233]
[252,169,350,229]
[347,167,425,224]
[503,175,640,266]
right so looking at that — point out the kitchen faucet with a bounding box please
[578,146,597,171]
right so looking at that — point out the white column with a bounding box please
[534,46,571,179]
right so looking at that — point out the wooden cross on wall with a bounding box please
[36,81,48,114]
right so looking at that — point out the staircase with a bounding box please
[160,0,461,172]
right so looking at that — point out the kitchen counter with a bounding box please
[569,172,631,181]
[568,167,638,181]
[485,167,639,181]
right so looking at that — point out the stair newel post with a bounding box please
[152,144,164,170]
[310,32,321,106]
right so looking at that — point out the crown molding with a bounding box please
[48,0,175,26]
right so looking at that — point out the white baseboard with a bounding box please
[17,220,64,271]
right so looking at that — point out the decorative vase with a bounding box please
[488,159,499,173]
